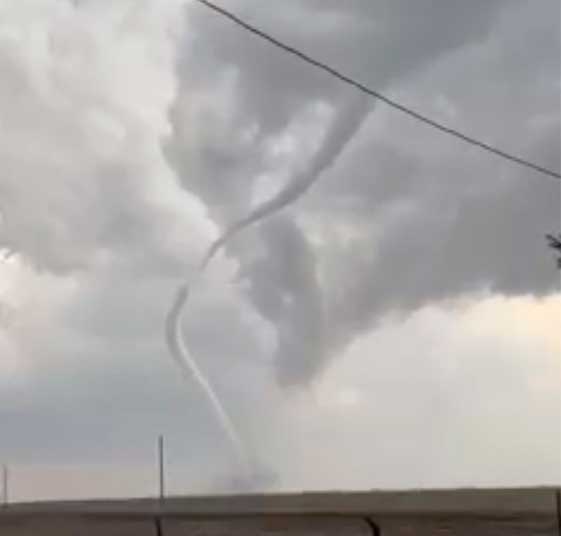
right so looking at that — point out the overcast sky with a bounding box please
[0,0,559,502]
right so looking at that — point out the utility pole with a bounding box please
[2,465,7,508]
[158,436,165,501]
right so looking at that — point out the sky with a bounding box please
[0,0,559,502]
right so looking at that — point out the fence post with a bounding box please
[158,436,165,501]
[2,465,7,507]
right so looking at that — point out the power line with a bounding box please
[194,0,561,181]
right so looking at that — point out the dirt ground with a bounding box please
[0,514,557,535]
[1,488,558,535]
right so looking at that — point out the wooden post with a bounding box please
[158,436,165,501]
[2,465,7,507]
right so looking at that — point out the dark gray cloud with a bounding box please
[239,216,324,385]
[166,0,560,383]
[181,0,509,134]
[167,0,510,222]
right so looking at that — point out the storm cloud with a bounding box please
[0,0,559,499]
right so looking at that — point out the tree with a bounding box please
[546,233,561,268]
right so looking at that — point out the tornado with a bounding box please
[165,94,370,478]
[202,95,371,270]
[165,282,249,471]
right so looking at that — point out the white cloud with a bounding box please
[0,0,211,273]
[262,295,561,491]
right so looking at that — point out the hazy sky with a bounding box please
[0,0,559,502]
